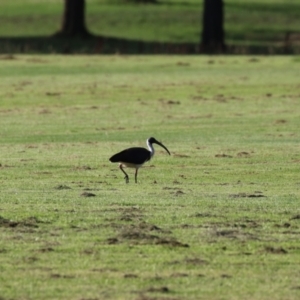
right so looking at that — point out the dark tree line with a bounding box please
[56,0,225,53]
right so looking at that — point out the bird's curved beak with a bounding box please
[155,140,171,155]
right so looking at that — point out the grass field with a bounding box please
[0,0,299,52]
[0,54,300,299]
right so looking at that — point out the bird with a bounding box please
[109,137,171,183]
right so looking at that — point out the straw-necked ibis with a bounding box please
[109,137,171,183]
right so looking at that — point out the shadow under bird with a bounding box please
[109,137,171,183]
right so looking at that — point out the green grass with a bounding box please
[0,54,300,299]
[0,0,299,49]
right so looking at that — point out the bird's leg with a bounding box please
[135,168,138,183]
[119,164,129,183]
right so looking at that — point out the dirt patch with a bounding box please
[26,57,48,64]
[0,54,16,60]
[50,273,75,279]
[173,153,190,158]
[124,273,138,278]
[81,192,96,197]
[185,257,208,265]
[137,222,163,232]
[215,229,239,238]
[215,153,233,158]
[207,227,259,241]
[0,216,13,227]
[167,257,207,266]
[290,214,300,220]
[194,212,215,218]
[39,109,52,114]
[0,216,41,228]
[23,256,39,263]
[118,210,145,222]
[229,192,265,198]
[249,57,259,62]
[37,247,55,253]
[0,164,15,168]
[41,242,61,250]
[46,92,61,97]
[104,207,145,223]
[154,238,189,248]
[167,100,180,105]
[237,151,251,157]
[119,227,159,241]
[73,165,93,171]
[173,190,184,196]
[159,99,180,105]
[54,184,71,190]
[116,223,183,247]
[136,294,177,300]
[81,248,98,255]
[146,286,170,293]
[106,237,119,244]
[80,298,101,300]
[162,187,184,196]
[275,119,287,124]
[106,214,188,247]
[234,220,260,228]
[171,272,189,278]
[220,274,232,278]
[176,61,190,67]
[264,246,288,254]
[274,222,291,228]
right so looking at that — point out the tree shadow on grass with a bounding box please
[0,35,298,54]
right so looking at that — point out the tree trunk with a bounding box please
[201,0,226,53]
[55,0,91,38]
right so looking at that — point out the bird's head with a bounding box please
[147,137,171,155]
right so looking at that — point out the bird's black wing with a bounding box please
[109,147,151,164]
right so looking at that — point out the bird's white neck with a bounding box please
[147,139,155,158]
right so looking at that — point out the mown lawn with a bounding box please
[0,0,299,48]
[0,54,300,299]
